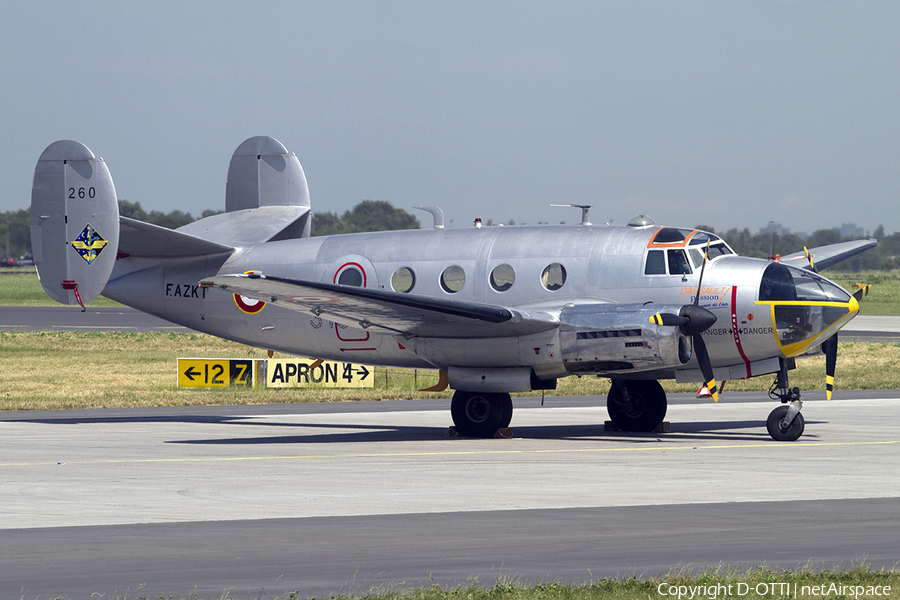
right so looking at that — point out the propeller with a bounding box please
[822,332,838,401]
[649,240,720,401]
[802,245,842,401]
[803,246,816,272]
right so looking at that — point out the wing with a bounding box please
[779,239,876,272]
[199,273,559,338]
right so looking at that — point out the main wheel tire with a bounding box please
[499,393,513,428]
[607,379,667,432]
[766,405,805,441]
[451,391,512,437]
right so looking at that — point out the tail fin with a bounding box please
[30,140,120,306]
[226,136,310,213]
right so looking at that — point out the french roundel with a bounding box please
[233,271,266,314]
[234,294,266,314]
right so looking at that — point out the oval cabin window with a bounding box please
[440,265,466,293]
[541,263,566,291]
[490,264,515,292]
[391,267,416,293]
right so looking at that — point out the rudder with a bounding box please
[30,140,120,306]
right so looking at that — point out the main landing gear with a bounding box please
[606,379,667,432]
[450,391,513,438]
[766,358,805,442]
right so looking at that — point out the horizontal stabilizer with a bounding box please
[200,273,559,339]
[780,239,877,272]
[176,205,310,247]
[119,217,233,258]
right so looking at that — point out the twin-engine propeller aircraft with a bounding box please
[31,136,876,441]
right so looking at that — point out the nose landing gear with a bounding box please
[767,359,805,441]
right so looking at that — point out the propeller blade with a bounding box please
[822,333,838,401]
[649,312,688,326]
[804,246,817,272]
[693,239,711,307]
[853,284,871,301]
[693,333,718,402]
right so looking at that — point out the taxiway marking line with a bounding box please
[2,439,899,468]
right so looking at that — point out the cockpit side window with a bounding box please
[688,248,705,269]
[667,249,692,275]
[644,250,666,275]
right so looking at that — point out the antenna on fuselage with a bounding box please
[550,204,591,225]
[413,206,445,229]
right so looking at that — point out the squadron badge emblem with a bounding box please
[70,223,109,265]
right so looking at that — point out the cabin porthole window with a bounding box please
[391,267,416,293]
[490,264,515,292]
[541,263,566,291]
[440,265,466,293]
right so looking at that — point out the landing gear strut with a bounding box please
[450,391,513,437]
[766,358,805,441]
[607,379,667,432]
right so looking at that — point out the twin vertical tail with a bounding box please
[30,141,120,308]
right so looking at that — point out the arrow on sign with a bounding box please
[183,366,201,381]
[356,365,370,380]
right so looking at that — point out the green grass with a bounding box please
[828,271,900,315]
[1,331,899,411]
[0,268,121,306]
[32,565,900,600]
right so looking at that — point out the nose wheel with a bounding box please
[767,403,805,441]
[767,359,805,441]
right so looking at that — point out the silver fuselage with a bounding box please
[102,222,858,385]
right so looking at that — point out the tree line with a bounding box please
[2,200,898,272]
[0,200,419,260]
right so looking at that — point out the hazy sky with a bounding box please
[3,2,898,234]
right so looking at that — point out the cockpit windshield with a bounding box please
[687,233,733,267]
[758,262,854,350]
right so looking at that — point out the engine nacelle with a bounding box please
[559,304,691,375]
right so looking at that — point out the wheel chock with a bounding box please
[447,427,513,438]
[604,421,670,433]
